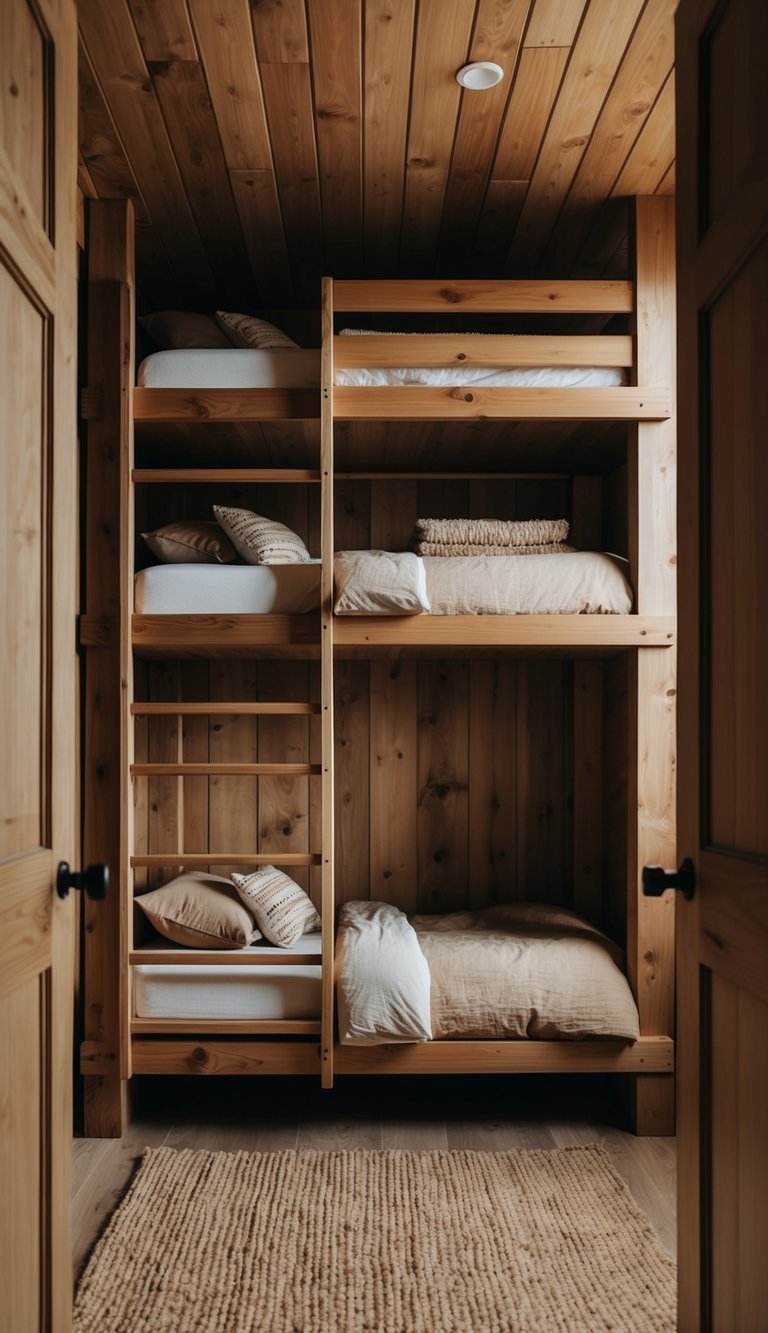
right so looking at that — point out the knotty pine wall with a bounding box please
[133,474,630,943]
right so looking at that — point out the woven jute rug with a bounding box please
[73,1145,676,1333]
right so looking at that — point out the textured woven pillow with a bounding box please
[142,520,236,565]
[136,873,261,949]
[215,312,299,350]
[213,505,311,565]
[231,866,321,947]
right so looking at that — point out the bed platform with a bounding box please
[80,196,676,1137]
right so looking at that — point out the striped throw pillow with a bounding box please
[231,867,321,948]
[213,506,311,565]
[215,312,299,349]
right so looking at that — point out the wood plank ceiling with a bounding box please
[78,0,676,310]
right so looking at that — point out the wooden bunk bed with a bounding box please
[80,195,676,1137]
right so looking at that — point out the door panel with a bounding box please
[0,262,47,860]
[0,1,78,1330]
[707,236,768,857]
[676,0,768,1328]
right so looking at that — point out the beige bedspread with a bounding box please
[423,552,632,615]
[410,903,639,1041]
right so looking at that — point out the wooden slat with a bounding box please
[131,1020,321,1035]
[131,702,320,716]
[572,660,604,923]
[524,0,586,47]
[126,0,197,61]
[543,0,675,275]
[131,853,321,867]
[468,661,517,904]
[77,0,216,301]
[334,1035,674,1075]
[132,388,319,422]
[131,1039,321,1075]
[320,276,335,1088]
[334,334,633,368]
[332,278,634,312]
[307,0,362,276]
[400,0,475,275]
[130,948,321,966]
[132,469,320,483]
[334,661,370,906]
[612,70,676,199]
[362,0,415,275]
[369,661,418,912]
[334,615,675,648]
[333,386,671,421]
[486,46,570,182]
[132,615,319,653]
[252,0,322,303]
[505,0,646,273]
[436,0,530,267]
[131,762,320,776]
[417,660,469,912]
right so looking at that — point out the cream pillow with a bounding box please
[214,312,299,350]
[142,520,236,565]
[139,310,233,349]
[136,873,261,949]
[334,550,431,615]
[213,505,311,565]
[231,866,320,947]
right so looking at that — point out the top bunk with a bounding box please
[132,277,672,432]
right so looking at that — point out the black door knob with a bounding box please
[642,857,695,901]
[56,862,109,901]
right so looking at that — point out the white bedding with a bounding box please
[332,551,633,617]
[137,348,321,389]
[137,348,624,390]
[336,902,432,1045]
[133,935,322,1020]
[135,562,322,614]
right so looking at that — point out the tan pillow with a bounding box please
[213,505,310,565]
[214,312,299,350]
[139,311,233,349]
[136,873,261,949]
[142,520,237,565]
[231,867,320,947]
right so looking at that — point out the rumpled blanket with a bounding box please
[336,901,432,1044]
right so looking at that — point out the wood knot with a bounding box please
[440,288,462,304]
[464,393,474,402]
[192,1047,207,1064]
[456,352,467,360]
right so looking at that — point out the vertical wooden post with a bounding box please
[320,278,335,1088]
[627,195,677,1134]
[81,199,134,1134]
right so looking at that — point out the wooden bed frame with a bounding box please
[80,196,676,1136]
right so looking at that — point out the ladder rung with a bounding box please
[131,702,321,716]
[131,853,322,867]
[131,468,321,484]
[129,949,322,968]
[131,762,320,777]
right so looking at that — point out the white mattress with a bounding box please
[135,562,322,613]
[137,347,624,390]
[137,348,321,389]
[133,935,322,1020]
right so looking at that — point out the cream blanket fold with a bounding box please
[336,901,432,1044]
[414,517,570,549]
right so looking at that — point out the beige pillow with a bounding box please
[142,520,236,565]
[213,505,310,565]
[334,550,431,615]
[139,311,233,349]
[231,867,320,948]
[214,312,299,350]
[136,873,261,949]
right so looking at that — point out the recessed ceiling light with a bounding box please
[455,62,504,91]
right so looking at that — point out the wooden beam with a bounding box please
[131,1039,321,1075]
[332,279,634,313]
[332,386,671,421]
[132,468,321,483]
[133,388,319,422]
[130,762,321,777]
[132,614,320,653]
[333,334,634,369]
[131,702,320,716]
[130,853,321,868]
[129,949,321,967]
[334,1035,674,1075]
[332,615,675,649]
[320,276,335,1090]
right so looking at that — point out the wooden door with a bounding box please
[676,0,768,1328]
[0,1,78,1330]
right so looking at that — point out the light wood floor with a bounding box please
[72,1074,676,1281]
